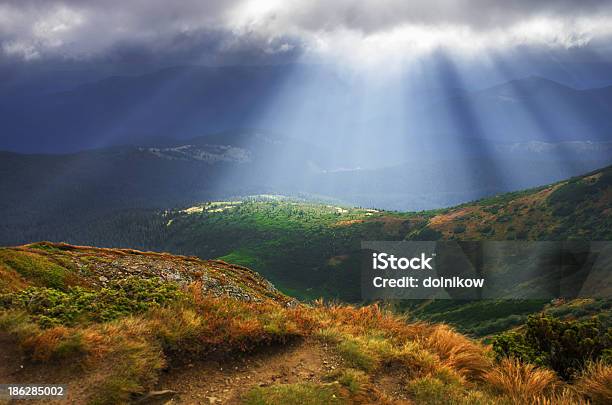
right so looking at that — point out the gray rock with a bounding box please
[135,389,177,404]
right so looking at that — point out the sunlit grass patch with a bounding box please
[337,337,379,371]
[0,249,77,289]
[324,368,368,394]
[242,383,345,405]
[408,376,502,405]
[217,249,264,269]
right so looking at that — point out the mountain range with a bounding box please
[2,65,611,242]
[2,128,611,246]
[1,65,611,155]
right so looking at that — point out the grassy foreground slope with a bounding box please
[1,243,610,404]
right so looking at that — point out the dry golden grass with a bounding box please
[395,340,440,377]
[0,263,29,292]
[146,300,303,355]
[21,325,86,361]
[422,324,492,381]
[308,302,494,385]
[4,242,610,404]
[485,358,559,403]
[575,362,612,405]
[2,289,608,404]
[0,311,166,404]
[530,388,588,405]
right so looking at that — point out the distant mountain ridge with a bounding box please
[1,64,611,153]
[1,129,610,247]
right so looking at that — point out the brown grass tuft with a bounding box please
[530,387,588,405]
[575,362,612,405]
[21,326,85,361]
[485,358,559,403]
[423,324,492,381]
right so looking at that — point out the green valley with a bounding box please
[157,165,611,303]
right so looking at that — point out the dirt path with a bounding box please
[0,334,23,382]
[1,334,411,404]
[159,339,344,404]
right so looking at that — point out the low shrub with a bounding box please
[0,277,184,327]
[492,315,611,379]
[548,181,592,206]
[411,227,443,241]
[453,225,466,234]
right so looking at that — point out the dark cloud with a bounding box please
[1,0,612,64]
[273,0,612,32]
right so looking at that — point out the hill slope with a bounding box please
[3,138,609,248]
[1,243,609,404]
[147,165,612,300]
[0,242,292,305]
[417,165,612,241]
[127,165,612,338]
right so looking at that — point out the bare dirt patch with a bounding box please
[160,339,343,404]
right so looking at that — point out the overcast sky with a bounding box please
[1,1,612,69]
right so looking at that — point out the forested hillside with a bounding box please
[5,166,611,301]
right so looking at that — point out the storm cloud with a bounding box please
[1,0,612,65]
